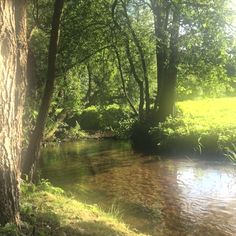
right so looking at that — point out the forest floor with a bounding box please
[17,180,146,236]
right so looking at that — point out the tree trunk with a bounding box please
[85,63,92,107]
[122,1,150,113]
[151,0,169,110]
[114,46,139,116]
[125,39,144,120]
[111,0,142,118]
[0,0,27,225]
[158,10,180,122]
[22,0,64,179]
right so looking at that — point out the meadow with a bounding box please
[151,97,236,159]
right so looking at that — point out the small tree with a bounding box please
[23,0,64,179]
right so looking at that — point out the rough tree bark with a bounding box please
[22,0,64,179]
[0,0,27,225]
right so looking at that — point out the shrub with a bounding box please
[79,106,101,131]
[100,104,129,130]
[59,122,86,141]
[114,117,136,139]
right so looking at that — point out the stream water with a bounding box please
[40,140,236,236]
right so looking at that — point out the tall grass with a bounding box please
[224,144,236,163]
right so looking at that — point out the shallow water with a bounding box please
[41,140,236,236]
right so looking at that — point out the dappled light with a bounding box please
[0,0,236,235]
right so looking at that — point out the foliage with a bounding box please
[0,223,19,236]
[177,64,236,100]
[59,122,87,141]
[150,97,236,156]
[79,106,102,131]
[76,104,133,134]
[26,0,236,141]
[21,179,64,196]
[100,104,129,130]
[131,120,156,151]
[224,144,236,163]
[114,116,136,139]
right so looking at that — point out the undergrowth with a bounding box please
[18,179,146,236]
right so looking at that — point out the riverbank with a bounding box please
[45,97,236,161]
[0,180,146,236]
[132,97,236,160]
[27,141,236,235]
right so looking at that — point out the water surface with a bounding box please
[41,140,236,236]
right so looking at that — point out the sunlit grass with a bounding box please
[176,97,236,147]
[177,97,236,129]
[151,97,236,157]
[19,180,147,236]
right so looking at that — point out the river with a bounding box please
[40,140,236,236]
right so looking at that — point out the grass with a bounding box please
[6,180,148,236]
[224,144,236,162]
[151,97,236,158]
[177,97,236,130]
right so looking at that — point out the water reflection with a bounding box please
[178,167,236,199]
[177,164,236,235]
[41,140,236,236]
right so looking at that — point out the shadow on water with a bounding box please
[40,140,236,236]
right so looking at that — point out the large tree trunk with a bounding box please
[0,0,27,225]
[151,1,170,110]
[22,0,64,179]
[158,10,180,122]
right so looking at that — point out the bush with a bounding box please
[100,104,129,130]
[79,106,101,131]
[114,117,136,139]
[58,122,87,141]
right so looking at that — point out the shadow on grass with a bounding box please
[21,215,133,236]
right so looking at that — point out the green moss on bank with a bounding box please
[17,180,147,236]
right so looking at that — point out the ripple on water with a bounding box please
[41,141,236,236]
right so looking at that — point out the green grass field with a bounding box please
[151,97,236,158]
[177,97,236,130]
